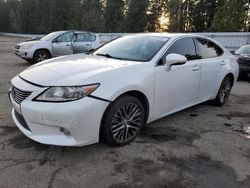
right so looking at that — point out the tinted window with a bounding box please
[164,37,197,61]
[75,33,90,42]
[196,37,223,58]
[56,32,73,42]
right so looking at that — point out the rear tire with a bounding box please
[212,77,232,106]
[102,95,145,146]
[33,50,51,63]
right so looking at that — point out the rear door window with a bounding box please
[195,37,223,59]
[75,33,90,42]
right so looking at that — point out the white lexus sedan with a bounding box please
[9,34,239,147]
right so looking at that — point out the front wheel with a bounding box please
[102,96,145,146]
[33,50,51,63]
[212,77,232,106]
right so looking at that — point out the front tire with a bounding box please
[102,96,145,146]
[212,77,232,106]
[33,50,51,63]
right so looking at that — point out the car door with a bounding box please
[72,33,92,53]
[154,37,201,118]
[194,37,224,101]
[52,31,74,56]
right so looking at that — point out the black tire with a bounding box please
[33,50,51,63]
[212,77,232,106]
[102,95,145,146]
[25,59,34,63]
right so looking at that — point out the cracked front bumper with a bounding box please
[9,76,109,146]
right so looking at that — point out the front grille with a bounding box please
[14,110,31,131]
[11,86,32,105]
[15,45,20,49]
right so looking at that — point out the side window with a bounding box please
[75,33,90,42]
[163,37,197,62]
[56,32,73,42]
[196,37,223,59]
[90,34,96,42]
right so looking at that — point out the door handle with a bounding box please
[220,60,226,65]
[192,65,200,71]
[86,44,90,46]
[66,44,71,47]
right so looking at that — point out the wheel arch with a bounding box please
[99,90,150,140]
[33,48,52,59]
[225,73,234,86]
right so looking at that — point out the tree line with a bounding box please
[0,0,249,34]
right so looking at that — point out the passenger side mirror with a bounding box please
[165,53,187,67]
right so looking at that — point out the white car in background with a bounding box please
[9,33,239,147]
[14,30,102,63]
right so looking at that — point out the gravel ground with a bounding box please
[0,36,250,188]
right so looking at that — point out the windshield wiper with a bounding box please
[96,53,122,60]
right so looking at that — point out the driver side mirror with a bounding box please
[165,53,187,68]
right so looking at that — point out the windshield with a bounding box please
[94,35,169,62]
[41,32,61,41]
[235,45,250,55]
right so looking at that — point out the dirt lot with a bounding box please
[0,36,250,188]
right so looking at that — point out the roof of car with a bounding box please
[132,33,201,38]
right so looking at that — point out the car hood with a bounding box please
[18,40,48,46]
[19,54,141,86]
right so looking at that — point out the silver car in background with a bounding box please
[14,30,102,63]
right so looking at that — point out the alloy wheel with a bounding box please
[37,53,49,62]
[111,103,144,144]
[218,79,232,104]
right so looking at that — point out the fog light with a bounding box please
[60,127,71,136]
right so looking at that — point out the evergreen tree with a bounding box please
[211,0,248,31]
[167,0,195,32]
[122,0,149,32]
[0,0,11,32]
[167,0,179,32]
[19,0,40,33]
[0,0,250,33]
[104,0,124,32]
[48,0,71,32]
[145,0,167,32]
[189,0,218,32]
[80,0,104,32]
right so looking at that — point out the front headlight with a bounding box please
[21,43,34,49]
[34,84,99,102]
